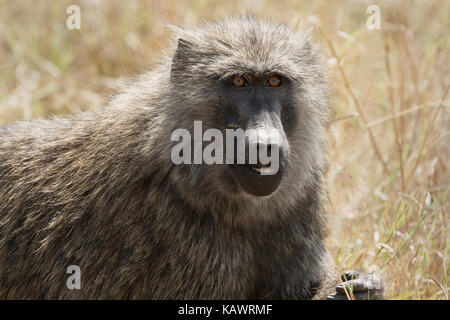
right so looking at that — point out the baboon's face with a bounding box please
[214,72,292,197]
[169,18,328,200]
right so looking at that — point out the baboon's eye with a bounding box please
[232,76,246,87]
[267,76,281,87]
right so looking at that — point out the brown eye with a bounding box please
[232,76,246,87]
[268,76,281,87]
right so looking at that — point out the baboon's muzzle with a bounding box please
[228,112,288,197]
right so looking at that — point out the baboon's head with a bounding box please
[166,16,330,210]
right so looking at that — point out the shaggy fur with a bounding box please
[0,16,338,299]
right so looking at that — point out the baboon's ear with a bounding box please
[170,38,194,81]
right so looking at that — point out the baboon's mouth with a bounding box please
[228,163,283,197]
[244,163,279,175]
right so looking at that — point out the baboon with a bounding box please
[0,16,383,299]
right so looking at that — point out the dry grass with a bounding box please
[0,0,448,299]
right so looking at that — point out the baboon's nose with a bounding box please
[244,140,281,175]
[243,125,284,175]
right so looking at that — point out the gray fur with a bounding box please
[0,16,339,299]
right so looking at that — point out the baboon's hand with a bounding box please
[326,270,384,300]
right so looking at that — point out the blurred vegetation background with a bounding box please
[0,0,448,299]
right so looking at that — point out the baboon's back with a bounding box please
[0,111,160,298]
